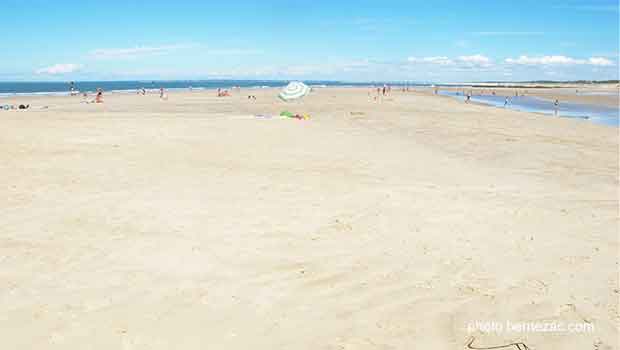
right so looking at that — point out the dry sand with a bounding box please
[1,88,618,349]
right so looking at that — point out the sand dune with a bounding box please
[1,88,618,349]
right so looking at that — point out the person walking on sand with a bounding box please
[554,99,560,116]
[504,97,509,107]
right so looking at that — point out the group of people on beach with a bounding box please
[369,84,392,101]
[1,104,30,110]
[75,88,104,104]
[453,88,561,116]
[381,84,391,96]
[217,88,231,97]
[5,85,567,119]
[136,87,167,99]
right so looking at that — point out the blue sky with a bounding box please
[1,0,618,82]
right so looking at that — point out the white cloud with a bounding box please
[588,57,614,66]
[505,55,581,65]
[505,55,616,66]
[89,44,196,59]
[408,56,454,65]
[408,54,492,68]
[458,54,491,66]
[408,54,614,69]
[36,63,82,75]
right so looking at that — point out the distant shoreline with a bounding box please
[0,79,617,98]
[0,80,413,96]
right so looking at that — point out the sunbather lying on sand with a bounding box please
[95,89,104,103]
[2,104,30,110]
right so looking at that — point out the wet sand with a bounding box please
[438,84,619,107]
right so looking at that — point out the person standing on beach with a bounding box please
[504,97,509,107]
[554,99,560,116]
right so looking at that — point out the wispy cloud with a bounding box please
[408,54,492,67]
[457,54,492,66]
[505,55,615,66]
[203,48,263,55]
[408,56,454,65]
[204,60,376,79]
[472,31,544,36]
[319,17,418,36]
[36,63,82,75]
[88,44,261,60]
[89,44,197,59]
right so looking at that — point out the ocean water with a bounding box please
[0,80,420,97]
[439,90,619,127]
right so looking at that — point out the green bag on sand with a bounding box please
[280,111,294,117]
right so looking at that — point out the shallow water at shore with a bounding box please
[439,90,619,127]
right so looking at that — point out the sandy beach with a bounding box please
[1,87,618,349]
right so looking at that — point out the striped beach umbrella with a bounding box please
[279,81,310,101]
